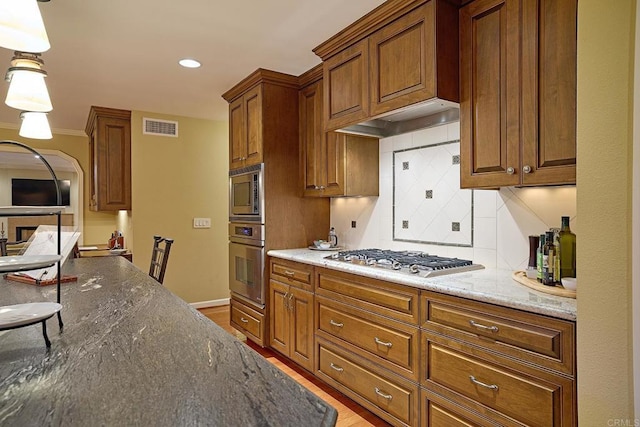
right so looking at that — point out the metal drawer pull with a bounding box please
[283,292,289,310]
[469,320,499,333]
[288,293,295,311]
[240,317,249,324]
[283,270,295,277]
[374,337,393,348]
[329,319,344,328]
[329,363,344,372]
[469,375,499,391]
[374,387,393,400]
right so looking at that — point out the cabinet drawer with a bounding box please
[422,292,575,376]
[421,389,500,427]
[428,342,564,427]
[271,259,313,291]
[317,297,419,380]
[317,342,418,426]
[316,267,419,325]
[230,298,264,346]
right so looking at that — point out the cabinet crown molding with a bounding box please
[313,0,459,60]
[85,106,131,136]
[298,63,323,88]
[222,68,299,102]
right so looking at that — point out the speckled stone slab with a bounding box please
[0,257,337,426]
[268,248,577,321]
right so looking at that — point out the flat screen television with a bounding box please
[11,178,71,206]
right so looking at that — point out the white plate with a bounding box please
[0,302,62,329]
[109,249,127,254]
[308,246,342,251]
[0,255,62,273]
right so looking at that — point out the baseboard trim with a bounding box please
[190,298,230,309]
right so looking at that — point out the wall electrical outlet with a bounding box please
[351,221,357,228]
[193,218,211,229]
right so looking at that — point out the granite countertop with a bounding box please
[268,248,577,321]
[0,257,337,427]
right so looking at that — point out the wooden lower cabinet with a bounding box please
[269,279,314,371]
[230,296,265,347]
[265,260,576,426]
[317,337,419,427]
[421,389,500,427]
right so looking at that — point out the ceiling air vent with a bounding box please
[143,117,178,137]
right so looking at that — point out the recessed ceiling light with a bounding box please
[179,58,201,68]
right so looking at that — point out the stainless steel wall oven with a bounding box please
[228,222,265,308]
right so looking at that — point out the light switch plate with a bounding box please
[193,218,211,228]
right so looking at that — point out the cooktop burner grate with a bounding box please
[325,249,484,277]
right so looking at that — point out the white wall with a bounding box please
[331,121,577,271]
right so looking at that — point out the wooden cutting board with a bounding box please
[512,271,576,298]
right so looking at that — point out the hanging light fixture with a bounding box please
[5,51,52,112]
[0,0,50,53]
[19,111,52,139]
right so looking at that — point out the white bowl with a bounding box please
[317,242,331,249]
[561,277,577,291]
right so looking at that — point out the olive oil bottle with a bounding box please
[558,216,577,278]
[536,233,545,282]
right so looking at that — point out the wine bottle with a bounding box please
[536,234,545,282]
[558,216,577,278]
[542,231,556,286]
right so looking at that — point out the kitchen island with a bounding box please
[0,256,337,426]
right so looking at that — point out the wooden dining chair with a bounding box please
[149,235,173,284]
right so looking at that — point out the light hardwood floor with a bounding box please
[198,305,390,427]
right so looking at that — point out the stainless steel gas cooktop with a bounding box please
[325,249,484,278]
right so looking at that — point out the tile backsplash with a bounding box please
[393,140,473,247]
[330,121,577,271]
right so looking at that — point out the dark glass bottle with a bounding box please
[558,216,577,278]
[542,231,556,286]
[536,234,545,282]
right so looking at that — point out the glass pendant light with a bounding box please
[0,0,50,53]
[5,52,52,112]
[19,111,52,139]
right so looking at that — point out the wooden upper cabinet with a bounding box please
[520,0,577,186]
[85,106,132,211]
[460,0,520,188]
[228,85,263,170]
[369,0,459,117]
[323,40,369,131]
[460,0,577,188]
[315,0,459,132]
[299,75,326,195]
[300,66,379,198]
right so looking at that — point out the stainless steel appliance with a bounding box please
[229,163,264,222]
[228,222,265,307]
[326,249,484,277]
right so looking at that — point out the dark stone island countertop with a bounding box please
[0,257,337,427]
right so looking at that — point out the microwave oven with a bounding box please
[229,163,264,222]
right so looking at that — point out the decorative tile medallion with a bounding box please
[393,140,473,247]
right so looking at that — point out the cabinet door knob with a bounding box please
[314,185,319,190]
[523,165,532,174]
[240,317,249,324]
[506,167,515,175]
[319,185,325,190]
